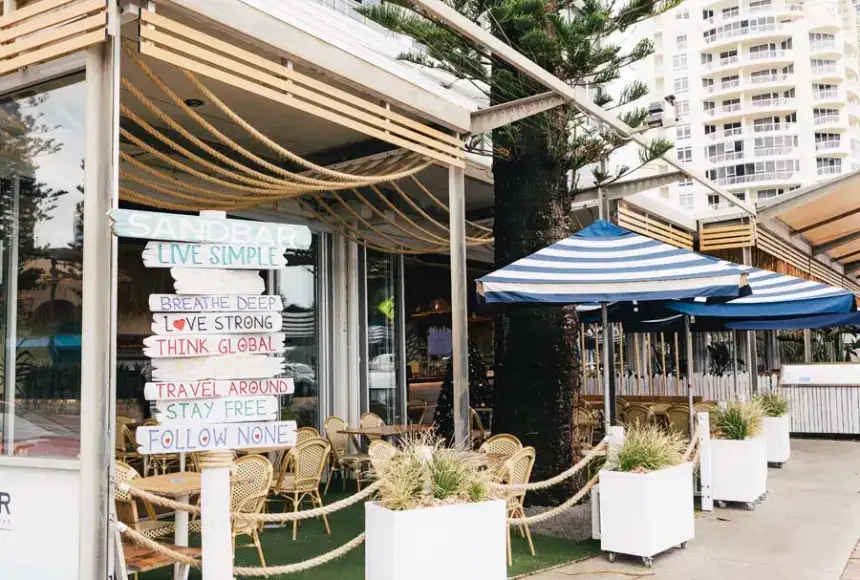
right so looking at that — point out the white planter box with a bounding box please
[599,462,695,561]
[365,499,506,580]
[763,415,791,465]
[711,436,767,505]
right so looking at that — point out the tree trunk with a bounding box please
[492,120,581,505]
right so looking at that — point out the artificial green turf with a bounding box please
[139,489,600,580]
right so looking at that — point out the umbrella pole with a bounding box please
[685,316,695,438]
[618,323,625,396]
[602,304,612,432]
[732,329,739,398]
[661,333,668,397]
[674,333,681,396]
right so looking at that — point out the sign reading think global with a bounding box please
[112,209,299,455]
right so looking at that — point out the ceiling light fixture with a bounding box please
[184,98,204,108]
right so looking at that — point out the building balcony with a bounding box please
[707,151,746,164]
[701,1,805,23]
[814,114,847,130]
[813,89,844,105]
[703,22,790,48]
[711,168,801,186]
[817,164,844,176]
[810,41,840,57]
[811,65,845,82]
[746,72,794,88]
[848,103,860,120]
[704,122,798,143]
[754,145,795,157]
[750,97,797,111]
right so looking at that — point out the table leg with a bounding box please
[173,492,190,580]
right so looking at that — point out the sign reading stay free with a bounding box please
[110,208,312,249]
[143,241,288,269]
[136,420,297,454]
[153,396,278,423]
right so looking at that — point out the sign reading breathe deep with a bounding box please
[112,209,304,455]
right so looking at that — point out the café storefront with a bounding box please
[0,1,492,577]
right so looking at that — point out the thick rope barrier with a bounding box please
[117,522,201,568]
[494,438,608,491]
[507,471,600,526]
[682,429,701,463]
[120,478,383,523]
[233,534,365,577]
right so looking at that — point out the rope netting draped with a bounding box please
[119,44,493,254]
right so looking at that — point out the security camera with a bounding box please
[664,94,677,105]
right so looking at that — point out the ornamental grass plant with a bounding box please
[375,432,498,511]
[609,423,686,474]
[714,399,765,440]
[755,391,790,418]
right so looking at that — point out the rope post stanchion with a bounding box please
[697,411,714,511]
[200,450,235,580]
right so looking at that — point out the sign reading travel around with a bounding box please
[109,208,313,250]
[149,294,284,313]
[142,241,289,269]
[118,209,299,455]
[136,420,297,454]
[144,378,295,401]
[153,396,279,424]
[151,312,283,335]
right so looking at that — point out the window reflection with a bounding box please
[0,74,86,459]
[278,237,319,428]
[366,251,401,424]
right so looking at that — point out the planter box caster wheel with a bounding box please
[716,500,727,509]
[744,502,756,511]
[768,462,784,469]
[679,542,688,549]
[642,557,653,568]
[608,552,616,563]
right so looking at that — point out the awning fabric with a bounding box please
[477,220,746,304]
[667,266,857,318]
[726,312,860,330]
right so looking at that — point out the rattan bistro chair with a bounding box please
[368,439,399,478]
[114,461,173,540]
[297,426,320,443]
[231,454,274,565]
[623,404,655,427]
[360,412,385,443]
[407,398,429,425]
[573,407,596,451]
[324,416,369,494]
[666,405,692,437]
[271,437,332,541]
[479,434,522,475]
[499,447,537,566]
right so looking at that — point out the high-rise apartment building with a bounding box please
[630,0,860,215]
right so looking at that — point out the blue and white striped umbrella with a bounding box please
[477,220,747,304]
[668,265,857,317]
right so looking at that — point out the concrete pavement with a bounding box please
[531,439,860,580]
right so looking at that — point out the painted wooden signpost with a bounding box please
[110,209,311,580]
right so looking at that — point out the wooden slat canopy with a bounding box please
[699,221,756,251]
[0,0,107,77]
[616,202,694,250]
[137,9,466,168]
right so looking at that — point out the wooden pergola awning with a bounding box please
[757,171,860,272]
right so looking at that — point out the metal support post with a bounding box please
[601,304,611,432]
[449,165,470,447]
[685,316,695,438]
[697,411,713,511]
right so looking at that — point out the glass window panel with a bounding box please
[0,74,86,459]
[366,251,401,424]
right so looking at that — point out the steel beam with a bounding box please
[449,165,470,447]
[470,91,566,134]
[407,0,757,217]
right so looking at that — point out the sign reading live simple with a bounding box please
[142,241,288,269]
[153,396,279,423]
[109,208,313,249]
[136,420,298,453]
[143,333,286,358]
[144,378,295,400]
[151,312,283,335]
[149,294,284,313]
